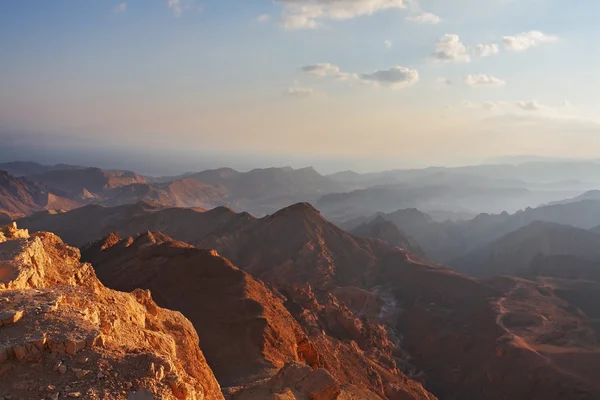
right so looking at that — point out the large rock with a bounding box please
[231,362,340,400]
[0,223,224,400]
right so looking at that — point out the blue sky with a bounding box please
[0,0,598,172]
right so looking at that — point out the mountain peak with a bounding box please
[271,202,320,217]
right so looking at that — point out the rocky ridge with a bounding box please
[83,231,437,400]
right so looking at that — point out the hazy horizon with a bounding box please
[2,130,600,176]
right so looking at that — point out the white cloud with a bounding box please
[407,12,441,24]
[256,14,271,23]
[464,74,506,87]
[301,63,341,77]
[283,85,317,97]
[437,77,453,86]
[113,2,126,14]
[384,40,393,49]
[276,0,408,30]
[301,63,418,89]
[359,66,419,89]
[516,100,542,111]
[432,34,470,63]
[473,43,499,57]
[503,31,558,52]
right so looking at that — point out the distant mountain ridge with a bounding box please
[0,161,83,177]
[452,221,600,278]
[345,199,600,265]
[548,190,600,205]
[0,170,80,216]
[0,162,344,216]
[327,160,600,186]
[350,215,426,257]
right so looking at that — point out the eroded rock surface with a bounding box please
[0,223,224,400]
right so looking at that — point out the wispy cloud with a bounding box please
[276,0,408,30]
[503,31,558,52]
[301,63,341,77]
[465,74,506,87]
[384,39,393,49]
[113,2,127,14]
[283,85,318,98]
[360,66,419,88]
[515,100,542,111]
[301,63,418,89]
[473,43,499,57]
[407,12,441,24]
[165,0,187,16]
[256,14,271,23]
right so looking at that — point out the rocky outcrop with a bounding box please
[230,362,341,400]
[84,231,437,399]
[0,223,224,400]
[83,232,302,387]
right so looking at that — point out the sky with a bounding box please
[0,0,599,174]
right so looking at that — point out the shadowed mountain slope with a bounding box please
[350,215,426,258]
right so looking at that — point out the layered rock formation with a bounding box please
[0,223,224,399]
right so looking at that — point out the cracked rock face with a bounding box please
[0,223,224,400]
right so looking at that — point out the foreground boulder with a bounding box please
[0,223,224,399]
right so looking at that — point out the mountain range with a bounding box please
[452,221,600,278]
[9,200,600,399]
[346,199,600,264]
[3,159,600,399]
[4,159,600,221]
